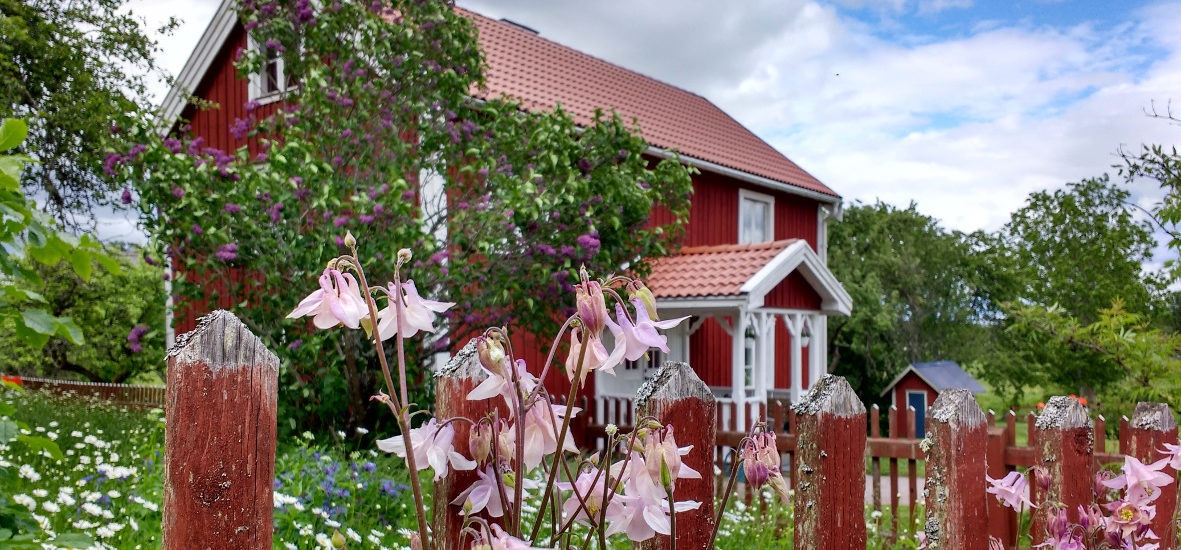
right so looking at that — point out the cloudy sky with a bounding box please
[124,0,1181,241]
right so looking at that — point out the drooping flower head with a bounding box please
[376,417,476,481]
[377,279,454,340]
[286,267,369,329]
[1103,456,1173,505]
[614,298,688,362]
[575,279,609,337]
[742,431,790,504]
[985,471,1034,512]
[644,426,682,489]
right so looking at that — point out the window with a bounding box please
[247,36,293,104]
[739,189,774,244]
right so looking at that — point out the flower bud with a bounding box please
[497,420,514,461]
[742,432,781,491]
[645,426,681,490]
[397,248,412,265]
[477,335,508,378]
[627,280,659,321]
[470,422,492,464]
[575,280,608,336]
[331,529,347,549]
[409,533,423,550]
[1032,466,1051,492]
[343,230,356,248]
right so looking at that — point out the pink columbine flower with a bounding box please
[376,417,476,481]
[1158,442,1181,470]
[986,471,1034,512]
[451,464,537,517]
[644,426,683,489]
[557,468,619,527]
[742,431,790,503]
[615,299,688,362]
[518,402,579,470]
[286,267,369,329]
[575,280,609,337]
[376,279,454,340]
[1104,497,1157,541]
[484,524,546,550]
[604,452,700,542]
[1103,456,1174,505]
[1036,506,1084,550]
[564,321,625,384]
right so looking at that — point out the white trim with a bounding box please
[655,297,747,311]
[157,0,239,130]
[245,35,289,106]
[739,240,853,315]
[879,365,941,398]
[738,188,774,244]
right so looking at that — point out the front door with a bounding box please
[907,391,927,438]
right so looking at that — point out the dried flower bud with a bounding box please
[397,248,412,265]
[343,230,356,248]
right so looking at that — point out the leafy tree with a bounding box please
[998,177,1168,400]
[111,1,693,434]
[1,119,117,351]
[825,201,1008,401]
[0,0,175,228]
[0,248,165,383]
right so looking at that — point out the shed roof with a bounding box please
[880,360,986,397]
[462,10,837,198]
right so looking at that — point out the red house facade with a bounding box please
[161,2,851,431]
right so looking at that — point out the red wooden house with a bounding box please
[880,360,986,437]
[161,2,851,431]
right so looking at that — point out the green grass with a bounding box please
[0,386,417,549]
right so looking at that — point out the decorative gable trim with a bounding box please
[740,241,852,315]
[157,0,239,130]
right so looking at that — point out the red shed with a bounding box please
[880,360,986,438]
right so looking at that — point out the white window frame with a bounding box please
[738,189,775,244]
[246,35,291,105]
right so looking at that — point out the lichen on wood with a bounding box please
[635,361,712,410]
[1131,402,1177,431]
[1034,395,1092,430]
[791,374,865,418]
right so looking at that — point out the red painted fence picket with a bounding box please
[162,310,279,550]
[922,389,989,549]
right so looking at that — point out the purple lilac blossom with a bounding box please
[215,243,238,261]
[224,203,242,214]
[191,224,203,235]
[121,189,133,204]
[171,186,186,199]
[163,138,183,153]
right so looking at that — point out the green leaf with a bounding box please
[91,251,122,275]
[0,119,27,152]
[67,250,93,281]
[0,402,12,416]
[0,420,17,442]
[55,317,84,345]
[19,309,57,335]
[0,157,25,191]
[51,534,95,549]
[16,434,63,461]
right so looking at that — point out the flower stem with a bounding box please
[351,254,431,549]
[530,335,589,544]
[667,486,678,550]
[709,448,744,549]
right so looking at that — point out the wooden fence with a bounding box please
[158,313,1180,549]
[6,375,166,409]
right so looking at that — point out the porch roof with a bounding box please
[647,240,852,315]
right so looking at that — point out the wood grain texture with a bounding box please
[923,389,988,550]
[1127,402,1179,549]
[1031,396,1094,547]
[163,310,279,550]
[636,361,717,550]
[792,375,867,550]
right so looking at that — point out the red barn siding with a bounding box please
[891,372,935,412]
[690,317,732,388]
[674,169,822,249]
[774,322,789,388]
[763,271,822,310]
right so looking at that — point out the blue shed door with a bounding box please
[907,391,927,438]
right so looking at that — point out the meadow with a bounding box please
[1,386,924,549]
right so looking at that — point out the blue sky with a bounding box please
[120,0,1181,256]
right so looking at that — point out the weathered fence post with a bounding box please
[163,310,279,550]
[434,340,501,549]
[793,374,867,549]
[923,389,988,549]
[1031,395,1094,546]
[985,418,1014,545]
[1127,402,1179,549]
[635,361,716,550]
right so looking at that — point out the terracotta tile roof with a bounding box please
[646,239,798,298]
[460,10,837,198]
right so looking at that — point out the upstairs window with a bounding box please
[247,37,293,104]
[739,189,774,244]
